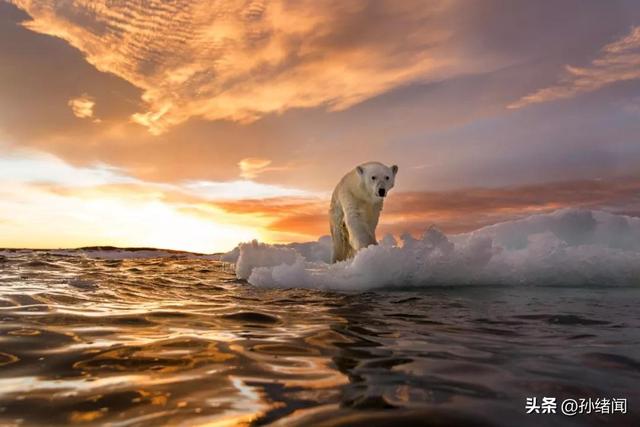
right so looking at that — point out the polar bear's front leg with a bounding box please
[344,208,376,251]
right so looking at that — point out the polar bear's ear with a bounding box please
[391,165,398,176]
[356,166,364,176]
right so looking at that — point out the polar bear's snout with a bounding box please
[378,188,386,197]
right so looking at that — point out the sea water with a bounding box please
[0,209,639,426]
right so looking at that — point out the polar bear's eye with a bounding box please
[385,176,390,180]
[371,176,376,181]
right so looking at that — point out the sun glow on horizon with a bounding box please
[0,147,295,253]
[0,182,262,253]
[0,181,262,253]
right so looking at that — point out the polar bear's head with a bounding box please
[356,162,398,200]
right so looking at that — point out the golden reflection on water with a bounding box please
[0,252,355,426]
[0,352,19,367]
[69,410,105,423]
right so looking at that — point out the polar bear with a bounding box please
[330,162,398,263]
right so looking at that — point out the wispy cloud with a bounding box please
[0,145,314,200]
[238,157,272,179]
[237,157,291,180]
[10,0,471,134]
[67,94,99,121]
[510,26,640,109]
[184,179,313,200]
[0,145,133,186]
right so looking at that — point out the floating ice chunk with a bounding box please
[229,209,640,289]
[236,240,300,280]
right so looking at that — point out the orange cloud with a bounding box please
[67,94,98,121]
[213,196,327,242]
[510,26,640,109]
[237,157,292,180]
[10,0,472,134]
[238,157,272,179]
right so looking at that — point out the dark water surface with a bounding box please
[0,250,638,426]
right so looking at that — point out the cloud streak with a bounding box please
[11,0,469,134]
[238,157,272,179]
[0,144,133,186]
[510,26,640,109]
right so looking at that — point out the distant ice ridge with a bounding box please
[230,209,640,289]
[72,249,190,259]
[0,247,216,260]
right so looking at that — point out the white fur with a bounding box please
[329,162,398,263]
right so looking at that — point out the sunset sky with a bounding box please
[1,0,640,253]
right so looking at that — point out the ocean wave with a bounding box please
[232,209,640,289]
